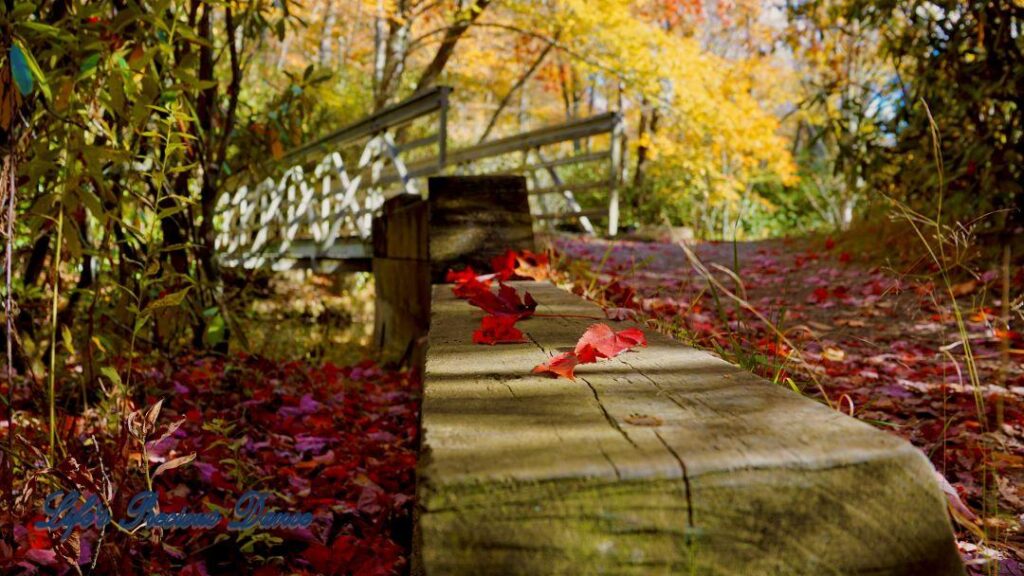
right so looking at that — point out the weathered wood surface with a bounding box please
[427,176,535,283]
[418,281,964,575]
[372,196,430,363]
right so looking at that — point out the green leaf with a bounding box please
[12,41,50,100]
[144,286,192,312]
[205,312,226,348]
[10,44,34,96]
[61,325,75,356]
[80,53,101,73]
[99,366,123,390]
[17,22,64,37]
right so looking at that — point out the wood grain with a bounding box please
[372,196,430,363]
[417,281,964,575]
[427,176,535,283]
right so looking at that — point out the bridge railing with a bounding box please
[444,111,623,237]
[215,88,450,270]
[216,87,623,269]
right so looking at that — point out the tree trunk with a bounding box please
[319,0,336,67]
[414,0,493,92]
[160,173,191,276]
[632,101,659,220]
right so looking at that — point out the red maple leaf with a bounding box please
[514,250,550,280]
[532,352,580,380]
[302,543,333,574]
[810,286,829,304]
[467,283,537,318]
[27,516,51,549]
[452,276,492,299]
[604,280,639,309]
[446,266,480,284]
[491,251,519,281]
[533,324,646,380]
[491,249,550,281]
[473,315,527,345]
[447,266,494,299]
[574,324,647,363]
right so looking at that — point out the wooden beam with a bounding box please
[372,196,431,365]
[426,176,534,283]
[417,281,964,575]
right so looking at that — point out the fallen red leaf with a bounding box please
[491,249,550,281]
[491,251,519,281]
[446,266,480,284]
[447,266,494,299]
[514,250,550,280]
[467,283,537,318]
[604,307,635,321]
[532,352,580,380]
[473,315,527,345]
[533,324,646,380]
[452,276,492,299]
[574,324,647,363]
[810,286,829,304]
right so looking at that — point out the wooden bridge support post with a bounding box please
[426,176,535,283]
[372,196,431,367]
[371,176,535,368]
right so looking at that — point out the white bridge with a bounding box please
[215,87,624,271]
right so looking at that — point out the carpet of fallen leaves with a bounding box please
[1,354,419,575]
[552,235,1024,573]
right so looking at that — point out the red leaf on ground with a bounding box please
[447,266,494,299]
[302,543,333,574]
[533,325,646,380]
[491,249,550,281]
[604,307,635,321]
[491,251,519,281]
[605,280,639,309]
[467,283,537,318]
[473,315,527,345]
[825,237,835,250]
[574,324,647,363]
[27,516,51,549]
[532,352,579,381]
[514,250,550,280]
[446,266,479,284]
[810,286,829,304]
[452,276,492,299]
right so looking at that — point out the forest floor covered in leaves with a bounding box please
[2,271,418,575]
[2,353,419,576]
[550,234,1024,573]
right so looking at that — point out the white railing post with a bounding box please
[608,113,624,237]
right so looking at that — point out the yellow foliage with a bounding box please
[530,0,797,207]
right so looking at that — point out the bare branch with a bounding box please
[478,35,558,143]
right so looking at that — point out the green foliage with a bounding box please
[789,0,1023,232]
[0,0,323,376]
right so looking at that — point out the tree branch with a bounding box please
[478,36,558,143]
[414,0,493,92]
